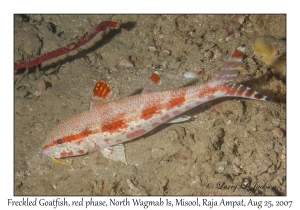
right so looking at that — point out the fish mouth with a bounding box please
[42,149,51,157]
[42,148,60,158]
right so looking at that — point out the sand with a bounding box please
[14,14,286,196]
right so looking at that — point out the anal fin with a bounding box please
[100,144,127,164]
[166,115,191,123]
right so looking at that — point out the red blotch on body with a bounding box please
[207,95,215,100]
[126,129,147,139]
[198,85,219,98]
[185,106,191,111]
[161,114,170,121]
[166,96,186,110]
[60,151,73,157]
[43,131,87,150]
[172,110,181,115]
[152,122,160,128]
[78,150,85,154]
[141,106,161,120]
[195,101,202,105]
[43,143,53,150]
[83,128,94,136]
[76,139,83,145]
[101,119,128,133]
[60,132,87,145]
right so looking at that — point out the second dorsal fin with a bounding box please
[141,71,162,94]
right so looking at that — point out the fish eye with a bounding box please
[57,139,63,144]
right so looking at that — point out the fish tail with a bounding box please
[210,45,271,101]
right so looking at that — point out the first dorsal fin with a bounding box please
[141,71,162,94]
[90,81,118,109]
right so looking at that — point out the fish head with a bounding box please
[42,136,89,158]
[42,117,89,158]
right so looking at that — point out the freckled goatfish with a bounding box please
[42,45,271,164]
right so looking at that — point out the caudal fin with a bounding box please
[210,45,271,101]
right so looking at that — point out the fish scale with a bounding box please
[42,45,271,164]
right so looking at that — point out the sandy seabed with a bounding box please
[14,14,286,196]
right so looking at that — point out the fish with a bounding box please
[42,45,271,164]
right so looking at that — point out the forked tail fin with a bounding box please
[210,45,271,101]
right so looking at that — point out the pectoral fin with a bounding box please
[100,144,127,164]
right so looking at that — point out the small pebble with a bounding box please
[252,35,286,79]
[242,178,250,187]
[233,163,242,175]
[109,66,119,73]
[267,165,276,173]
[36,79,47,91]
[149,46,157,52]
[217,165,225,173]
[253,36,278,66]
[271,127,284,139]
[184,71,198,79]
[34,90,41,97]
[118,56,134,68]
[190,179,200,188]
[237,15,246,25]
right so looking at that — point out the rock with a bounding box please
[252,35,286,79]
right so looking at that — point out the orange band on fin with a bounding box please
[93,81,111,99]
[149,72,160,84]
